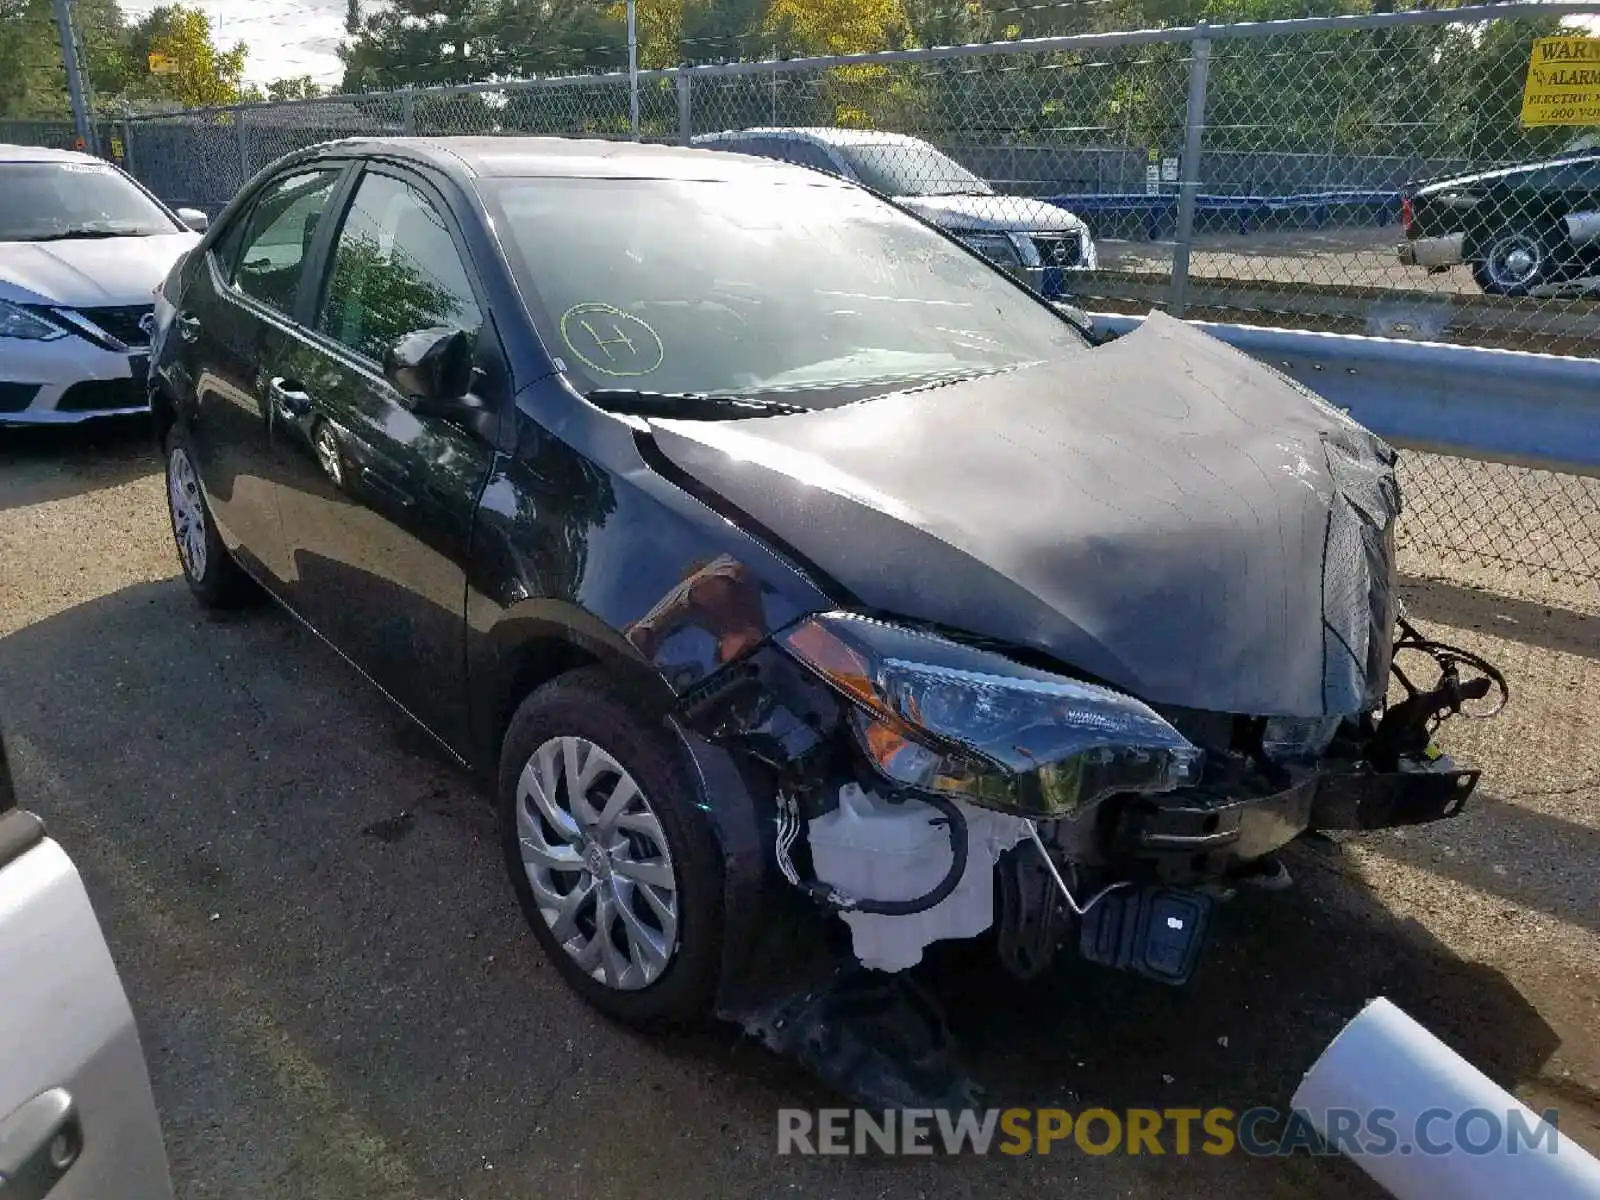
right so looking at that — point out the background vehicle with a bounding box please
[1399,139,1600,296]
[150,135,1495,1037]
[0,145,207,425]
[692,127,1097,298]
[0,725,176,1198]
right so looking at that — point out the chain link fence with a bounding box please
[9,5,1600,602]
[114,3,1600,356]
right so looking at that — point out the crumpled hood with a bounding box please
[894,193,1086,234]
[0,232,200,307]
[646,312,1400,718]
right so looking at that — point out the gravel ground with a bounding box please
[1,418,1597,1199]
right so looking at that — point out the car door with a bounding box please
[177,164,351,587]
[271,165,503,754]
[0,726,175,1200]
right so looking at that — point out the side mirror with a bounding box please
[384,326,475,410]
[175,207,209,233]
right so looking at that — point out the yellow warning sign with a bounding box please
[1521,36,1600,127]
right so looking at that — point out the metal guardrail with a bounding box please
[1076,274,1600,356]
[1087,312,1600,592]
[1090,313,1600,478]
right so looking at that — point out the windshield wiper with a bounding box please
[586,389,811,420]
[21,226,150,242]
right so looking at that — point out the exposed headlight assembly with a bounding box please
[778,612,1203,817]
[0,301,67,342]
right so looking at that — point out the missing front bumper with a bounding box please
[1117,764,1480,881]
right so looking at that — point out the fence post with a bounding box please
[675,68,692,146]
[236,111,250,185]
[1170,26,1211,319]
[401,84,415,135]
[119,103,135,175]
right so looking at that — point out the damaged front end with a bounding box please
[678,601,1506,997]
[633,313,1508,1104]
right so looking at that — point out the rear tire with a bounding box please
[1472,224,1559,296]
[498,666,724,1028]
[163,423,256,609]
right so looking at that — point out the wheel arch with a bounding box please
[471,602,680,773]
[149,376,179,447]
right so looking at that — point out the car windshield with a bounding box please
[0,160,180,241]
[834,142,993,197]
[483,176,1086,404]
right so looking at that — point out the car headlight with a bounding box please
[777,612,1203,817]
[0,301,67,342]
[953,230,1026,270]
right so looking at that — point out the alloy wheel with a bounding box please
[515,735,680,990]
[1483,230,1544,292]
[167,447,208,580]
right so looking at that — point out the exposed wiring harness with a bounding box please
[1023,821,1131,917]
[775,789,970,916]
[1390,613,1509,726]
[1369,612,1509,770]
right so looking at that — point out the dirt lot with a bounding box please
[2,418,1597,1199]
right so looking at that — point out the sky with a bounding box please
[119,0,350,88]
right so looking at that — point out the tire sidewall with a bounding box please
[163,423,235,605]
[1472,225,1553,296]
[497,668,725,1027]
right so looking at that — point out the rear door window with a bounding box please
[230,168,344,316]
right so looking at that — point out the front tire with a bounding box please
[498,667,724,1027]
[163,424,256,608]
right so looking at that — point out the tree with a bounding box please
[266,74,325,101]
[763,0,908,57]
[0,0,69,118]
[607,0,686,70]
[123,4,250,107]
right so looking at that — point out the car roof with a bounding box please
[694,127,933,149]
[0,143,105,164]
[293,135,855,185]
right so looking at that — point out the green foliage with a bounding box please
[322,231,467,362]
[0,0,249,117]
[266,75,325,101]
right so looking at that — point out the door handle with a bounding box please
[267,376,313,418]
[0,1088,82,1200]
[359,467,414,508]
[176,312,201,343]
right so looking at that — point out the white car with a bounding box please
[0,145,206,425]
[691,127,1097,297]
[0,725,175,1198]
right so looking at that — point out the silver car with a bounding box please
[0,724,175,1198]
[691,127,1097,297]
[0,145,206,425]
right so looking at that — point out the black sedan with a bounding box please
[149,136,1498,1031]
[1399,145,1600,295]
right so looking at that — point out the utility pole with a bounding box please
[626,0,640,139]
[51,0,95,153]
